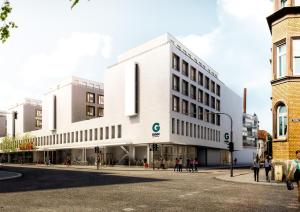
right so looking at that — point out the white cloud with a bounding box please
[178,0,273,132]
[20,32,112,83]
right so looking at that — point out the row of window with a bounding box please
[172,53,220,96]
[31,125,122,147]
[172,95,221,126]
[171,118,221,142]
[280,0,300,8]
[86,92,104,104]
[35,109,42,117]
[86,106,104,117]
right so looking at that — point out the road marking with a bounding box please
[123,208,135,211]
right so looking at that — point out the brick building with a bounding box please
[267,0,300,161]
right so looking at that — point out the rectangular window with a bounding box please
[216,85,220,96]
[67,133,70,143]
[182,60,189,76]
[97,107,104,117]
[182,100,189,115]
[204,127,206,139]
[86,106,95,116]
[216,114,221,126]
[190,103,196,118]
[94,128,98,140]
[76,131,78,142]
[85,130,88,141]
[205,93,210,106]
[182,80,189,96]
[172,118,175,134]
[186,122,189,136]
[205,76,210,90]
[211,96,215,109]
[277,43,286,78]
[293,39,300,75]
[118,125,122,138]
[98,94,104,105]
[60,134,63,144]
[100,127,103,140]
[190,85,196,100]
[194,124,196,138]
[80,131,83,142]
[197,125,200,138]
[205,109,210,123]
[111,126,115,139]
[198,89,203,103]
[35,119,42,128]
[190,123,193,137]
[172,95,180,112]
[216,99,220,111]
[211,113,215,125]
[105,127,109,139]
[172,53,180,71]
[190,66,196,81]
[211,81,215,93]
[36,109,42,117]
[172,74,180,92]
[177,119,180,135]
[201,126,203,139]
[198,72,203,86]
[71,132,74,143]
[63,133,66,144]
[198,106,203,120]
[89,129,93,141]
[181,121,184,135]
[86,92,95,103]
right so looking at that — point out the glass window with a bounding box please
[205,93,210,106]
[205,76,210,90]
[216,99,220,111]
[211,96,215,109]
[198,72,203,86]
[216,84,221,96]
[190,123,193,137]
[181,121,185,135]
[182,100,189,115]
[100,128,103,140]
[172,53,180,71]
[190,67,196,81]
[172,95,180,112]
[86,106,95,116]
[190,103,196,118]
[182,80,189,96]
[277,43,286,78]
[172,75,180,91]
[198,89,203,103]
[35,119,42,128]
[205,109,210,123]
[36,109,42,117]
[118,125,122,138]
[94,128,98,140]
[177,119,180,135]
[211,81,215,93]
[97,107,104,117]
[98,95,104,105]
[186,122,189,136]
[86,92,95,103]
[198,106,203,120]
[182,60,189,76]
[172,118,175,134]
[277,105,287,138]
[190,85,196,100]
[293,39,300,75]
[111,126,115,139]
[105,127,109,139]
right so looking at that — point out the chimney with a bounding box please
[243,88,247,114]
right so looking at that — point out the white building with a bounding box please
[0,33,243,167]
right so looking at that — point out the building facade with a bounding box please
[0,34,243,167]
[267,0,300,161]
[0,111,6,137]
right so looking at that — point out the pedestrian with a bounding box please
[96,154,101,170]
[253,156,260,182]
[189,159,194,172]
[179,157,183,172]
[194,158,198,172]
[186,158,190,172]
[287,150,300,202]
[174,158,179,172]
[264,156,272,182]
[159,157,165,169]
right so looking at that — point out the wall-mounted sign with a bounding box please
[224,132,229,143]
[292,118,300,122]
[152,122,160,137]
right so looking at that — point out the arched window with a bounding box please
[277,105,287,138]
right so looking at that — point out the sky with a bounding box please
[0,0,273,132]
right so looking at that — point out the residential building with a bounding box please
[0,33,243,167]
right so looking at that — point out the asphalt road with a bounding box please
[0,165,299,212]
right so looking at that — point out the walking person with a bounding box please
[96,154,101,170]
[264,156,272,182]
[194,158,198,172]
[179,157,183,172]
[253,156,260,182]
[287,150,300,202]
[174,158,179,172]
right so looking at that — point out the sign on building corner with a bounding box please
[152,122,160,137]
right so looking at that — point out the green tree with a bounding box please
[0,136,16,152]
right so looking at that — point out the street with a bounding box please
[0,165,299,212]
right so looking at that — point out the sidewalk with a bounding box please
[215,169,286,186]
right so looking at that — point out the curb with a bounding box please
[0,171,22,181]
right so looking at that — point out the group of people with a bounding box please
[252,155,273,182]
[174,158,198,172]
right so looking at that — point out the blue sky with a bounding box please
[0,0,273,132]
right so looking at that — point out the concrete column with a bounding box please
[147,144,150,165]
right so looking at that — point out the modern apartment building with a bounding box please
[0,33,243,167]
[0,111,6,137]
[6,98,42,137]
[267,0,300,161]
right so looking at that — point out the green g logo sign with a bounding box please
[152,123,160,133]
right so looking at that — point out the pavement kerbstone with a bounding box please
[0,170,22,181]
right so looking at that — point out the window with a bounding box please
[277,105,287,138]
[85,130,88,141]
[172,75,180,91]
[80,131,83,142]
[35,119,42,128]
[190,67,196,81]
[216,99,220,111]
[186,122,189,136]
[86,106,95,116]
[198,89,203,103]
[277,43,286,78]
[211,81,215,93]
[198,106,203,120]
[86,92,95,103]
[211,96,215,109]
[36,109,42,117]
[281,0,287,8]
[181,121,184,135]
[172,118,175,134]
[293,39,300,75]
[211,113,215,125]
[76,131,78,142]
[97,107,104,117]
[205,76,210,90]
[190,103,196,118]
[216,84,221,96]
[205,109,210,123]
[100,128,103,140]
[182,60,189,76]
[190,123,193,137]
[201,126,203,139]
[182,80,189,96]
[105,127,109,139]
[111,126,115,139]
[172,95,180,112]
[205,93,210,106]
[118,125,122,138]
[197,125,200,138]
[194,124,196,138]
[198,72,203,86]
[98,95,104,105]
[89,129,93,141]
[216,114,221,126]
[204,127,206,139]
[177,119,180,135]
[182,100,189,115]
[172,53,180,71]
[190,85,196,100]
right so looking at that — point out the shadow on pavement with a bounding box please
[0,166,166,193]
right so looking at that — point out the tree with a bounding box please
[0,0,82,43]
[0,136,16,152]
